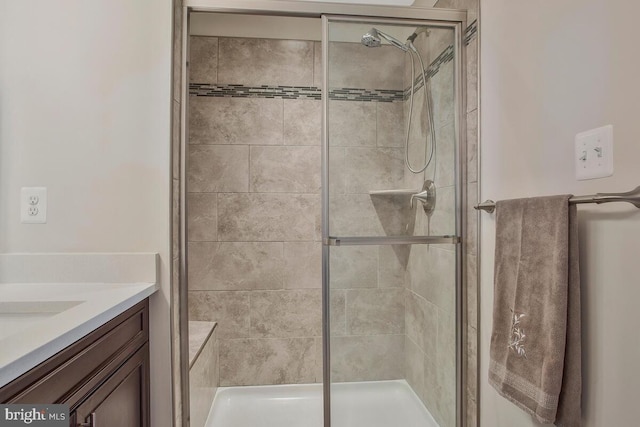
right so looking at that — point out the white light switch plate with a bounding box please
[21,187,47,224]
[575,125,613,180]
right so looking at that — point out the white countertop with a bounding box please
[0,281,158,388]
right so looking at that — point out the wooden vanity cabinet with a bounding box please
[0,300,150,427]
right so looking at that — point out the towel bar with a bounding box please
[475,186,640,213]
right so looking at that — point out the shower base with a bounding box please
[205,379,440,427]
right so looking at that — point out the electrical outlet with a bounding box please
[21,187,47,224]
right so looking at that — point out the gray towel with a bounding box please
[489,196,581,426]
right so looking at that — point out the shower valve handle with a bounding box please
[411,180,436,215]
[410,191,431,208]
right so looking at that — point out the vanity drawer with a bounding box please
[0,300,148,407]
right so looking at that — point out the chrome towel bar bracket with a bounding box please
[474,186,640,213]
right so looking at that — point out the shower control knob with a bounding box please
[410,180,436,215]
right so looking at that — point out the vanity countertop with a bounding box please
[0,281,157,388]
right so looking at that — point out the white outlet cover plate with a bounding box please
[21,187,47,224]
[575,125,614,180]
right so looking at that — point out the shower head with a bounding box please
[361,28,382,48]
[361,28,409,52]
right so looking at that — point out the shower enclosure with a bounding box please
[323,16,462,427]
[177,2,467,427]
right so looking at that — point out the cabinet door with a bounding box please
[73,344,149,427]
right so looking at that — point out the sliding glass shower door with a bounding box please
[322,15,463,427]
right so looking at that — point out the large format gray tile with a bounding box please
[250,146,321,193]
[344,147,404,193]
[330,335,404,382]
[377,102,405,148]
[187,193,217,242]
[188,242,284,290]
[346,288,405,335]
[466,182,478,255]
[466,36,478,114]
[328,100,376,147]
[189,96,283,145]
[250,290,322,338]
[187,145,249,193]
[218,38,314,86]
[408,245,456,312]
[435,309,457,427]
[189,327,217,427]
[424,185,455,236]
[330,290,347,336]
[467,324,478,410]
[329,245,377,289]
[328,42,404,90]
[431,59,455,127]
[188,321,216,366]
[284,99,321,146]
[218,193,321,241]
[466,109,478,183]
[423,355,442,425]
[189,36,218,84]
[284,242,321,289]
[218,338,315,386]
[377,245,407,288]
[405,336,426,401]
[467,395,477,427]
[466,254,478,329]
[329,147,346,195]
[313,42,322,88]
[405,289,438,360]
[330,194,411,237]
[314,337,323,383]
[432,121,456,188]
[188,290,250,339]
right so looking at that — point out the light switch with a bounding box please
[575,125,613,180]
[21,187,47,224]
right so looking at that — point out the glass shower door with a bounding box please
[322,15,462,427]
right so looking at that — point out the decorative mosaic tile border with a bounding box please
[189,84,405,102]
[465,19,478,46]
[189,84,321,100]
[330,88,404,102]
[190,21,476,102]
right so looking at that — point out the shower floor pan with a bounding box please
[205,379,440,427]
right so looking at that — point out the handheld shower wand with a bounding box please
[360,27,436,175]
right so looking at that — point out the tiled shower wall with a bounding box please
[187,36,408,386]
[188,37,322,387]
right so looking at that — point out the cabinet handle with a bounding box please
[78,412,97,427]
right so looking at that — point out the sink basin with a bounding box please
[0,301,82,340]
